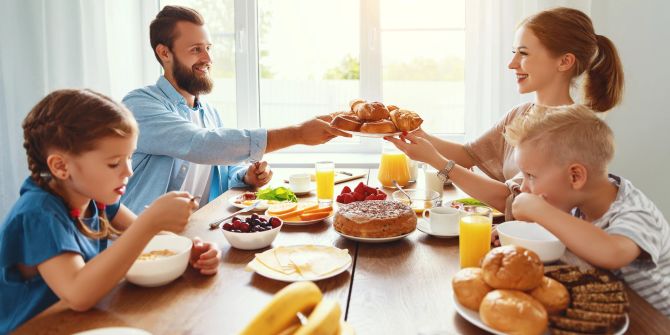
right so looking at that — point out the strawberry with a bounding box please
[365,194,377,201]
[342,193,355,204]
[336,194,344,203]
[341,186,352,194]
[354,182,366,195]
[353,191,366,201]
[364,185,377,195]
[375,194,387,200]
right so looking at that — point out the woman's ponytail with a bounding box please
[585,35,625,112]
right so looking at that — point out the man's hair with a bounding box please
[150,5,205,65]
[504,104,614,174]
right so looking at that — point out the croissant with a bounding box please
[354,101,390,122]
[390,109,423,132]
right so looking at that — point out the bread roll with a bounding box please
[529,276,570,315]
[481,245,544,290]
[330,114,362,131]
[354,102,390,121]
[479,290,548,335]
[452,267,493,311]
[360,119,397,133]
[389,109,423,132]
[349,99,366,112]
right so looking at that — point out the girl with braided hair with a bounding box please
[0,89,221,333]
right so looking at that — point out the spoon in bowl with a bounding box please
[393,180,412,206]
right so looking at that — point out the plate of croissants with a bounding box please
[327,99,424,137]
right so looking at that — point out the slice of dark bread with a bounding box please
[571,281,624,294]
[549,315,610,333]
[566,308,626,328]
[572,291,628,304]
[572,301,629,314]
[549,328,595,335]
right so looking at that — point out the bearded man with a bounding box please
[121,6,348,213]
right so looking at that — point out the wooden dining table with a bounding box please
[15,168,670,334]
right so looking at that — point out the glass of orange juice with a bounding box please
[315,161,335,206]
[459,206,493,268]
[378,143,410,188]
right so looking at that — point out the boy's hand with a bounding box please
[511,193,547,222]
[190,237,221,275]
[244,161,273,187]
[491,228,501,247]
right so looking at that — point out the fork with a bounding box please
[208,200,262,230]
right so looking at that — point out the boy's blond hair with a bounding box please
[504,104,614,174]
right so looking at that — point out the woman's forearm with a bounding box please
[420,131,476,169]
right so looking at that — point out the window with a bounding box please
[160,0,465,153]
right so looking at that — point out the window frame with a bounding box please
[232,0,466,153]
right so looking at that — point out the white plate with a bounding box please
[452,294,629,335]
[73,328,152,335]
[246,245,352,282]
[228,196,290,212]
[264,209,334,226]
[340,129,402,138]
[334,229,413,243]
[416,218,459,238]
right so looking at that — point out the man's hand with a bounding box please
[244,161,273,187]
[297,117,352,145]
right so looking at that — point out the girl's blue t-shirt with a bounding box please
[0,178,120,334]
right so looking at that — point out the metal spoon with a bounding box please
[393,180,412,206]
[208,200,262,230]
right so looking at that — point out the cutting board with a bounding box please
[283,171,367,185]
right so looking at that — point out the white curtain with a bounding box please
[464,0,591,141]
[0,0,159,218]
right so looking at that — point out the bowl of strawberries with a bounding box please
[336,182,388,204]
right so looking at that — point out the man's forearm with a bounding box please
[266,125,301,153]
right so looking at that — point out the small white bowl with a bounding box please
[496,220,566,263]
[221,216,282,250]
[126,234,192,287]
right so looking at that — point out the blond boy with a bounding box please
[504,104,670,316]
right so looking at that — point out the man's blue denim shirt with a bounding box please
[121,76,267,213]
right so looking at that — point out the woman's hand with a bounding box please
[384,132,444,168]
[244,161,273,187]
[190,237,221,275]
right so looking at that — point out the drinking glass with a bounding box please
[459,206,493,268]
[315,161,335,206]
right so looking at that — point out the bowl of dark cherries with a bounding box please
[220,214,283,250]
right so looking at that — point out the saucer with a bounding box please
[416,218,458,238]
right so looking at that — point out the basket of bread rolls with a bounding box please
[328,99,423,134]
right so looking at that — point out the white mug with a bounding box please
[288,173,311,193]
[423,206,461,235]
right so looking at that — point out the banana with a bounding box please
[239,281,323,335]
[294,298,341,335]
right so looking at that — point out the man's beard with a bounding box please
[172,55,213,96]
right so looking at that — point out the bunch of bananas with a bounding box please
[240,281,355,335]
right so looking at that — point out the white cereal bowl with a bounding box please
[126,234,192,287]
[221,216,283,250]
[496,220,566,263]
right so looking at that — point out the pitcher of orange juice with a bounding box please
[378,142,410,188]
[459,206,493,268]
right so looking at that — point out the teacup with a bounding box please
[288,173,311,194]
[422,206,462,236]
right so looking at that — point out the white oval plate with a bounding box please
[334,229,413,243]
[416,218,459,238]
[340,129,402,138]
[263,209,334,226]
[452,294,629,335]
[246,245,352,282]
[228,196,290,212]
